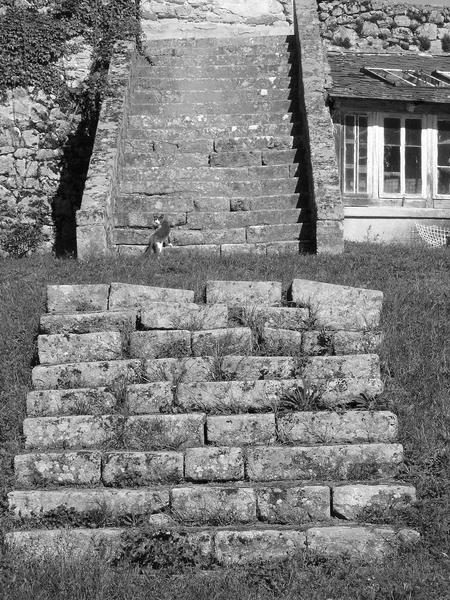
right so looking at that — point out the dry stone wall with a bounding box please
[319,0,450,53]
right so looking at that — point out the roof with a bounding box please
[327,53,450,104]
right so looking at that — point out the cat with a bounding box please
[144,216,173,255]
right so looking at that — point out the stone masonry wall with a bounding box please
[319,0,450,53]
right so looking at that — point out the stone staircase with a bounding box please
[114,35,312,256]
[7,280,419,563]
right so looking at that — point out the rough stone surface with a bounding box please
[109,282,194,310]
[185,447,244,481]
[123,414,205,450]
[26,388,117,417]
[140,302,228,330]
[171,486,256,524]
[32,360,142,390]
[220,355,295,380]
[277,412,398,445]
[40,311,136,335]
[231,305,310,331]
[246,443,404,481]
[15,452,101,487]
[126,382,174,414]
[38,332,123,365]
[207,414,276,445]
[206,280,282,306]
[8,488,169,518]
[303,354,381,381]
[23,415,123,450]
[333,330,383,355]
[143,357,213,383]
[263,327,303,352]
[191,327,253,356]
[290,279,383,330]
[102,451,184,486]
[215,529,306,565]
[256,485,330,523]
[129,330,191,359]
[47,285,109,313]
[332,484,417,520]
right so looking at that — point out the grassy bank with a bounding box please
[0,243,449,599]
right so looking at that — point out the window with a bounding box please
[343,114,368,193]
[383,117,422,196]
[437,120,450,195]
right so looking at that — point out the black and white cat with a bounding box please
[145,216,173,255]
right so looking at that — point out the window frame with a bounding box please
[433,117,450,199]
[340,111,373,197]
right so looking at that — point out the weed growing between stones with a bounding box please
[275,384,326,414]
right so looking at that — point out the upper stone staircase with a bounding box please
[114,35,311,256]
[7,279,419,564]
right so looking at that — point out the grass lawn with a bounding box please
[0,243,449,599]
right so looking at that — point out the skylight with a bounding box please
[362,67,450,88]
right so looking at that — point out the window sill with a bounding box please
[344,207,450,219]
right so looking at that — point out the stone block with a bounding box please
[246,443,404,481]
[8,488,170,518]
[123,414,205,450]
[143,357,213,383]
[290,280,383,330]
[185,447,244,481]
[129,330,191,359]
[332,484,416,520]
[26,388,117,417]
[126,382,174,414]
[302,355,381,381]
[38,332,123,365]
[23,415,123,450]
[47,284,109,313]
[32,360,142,390]
[109,282,194,310]
[171,228,246,246]
[256,485,330,523]
[231,305,310,331]
[177,380,299,413]
[333,330,383,355]
[206,280,282,306]
[207,414,276,445]
[191,327,253,356]
[140,302,228,330]
[15,451,101,487]
[171,486,256,524]
[277,411,398,445]
[40,311,136,335]
[306,526,419,559]
[215,529,306,566]
[102,451,183,486]
[221,244,267,256]
[263,327,303,353]
[219,355,295,380]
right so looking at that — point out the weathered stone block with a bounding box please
[126,382,174,414]
[8,488,169,518]
[129,330,191,359]
[185,447,244,481]
[246,443,404,481]
[26,388,117,417]
[263,327,303,352]
[231,305,310,331]
[332,484,416,520]
[191,327,253,356]
[109,282,194,310]
[47,284,109,313]
[143,357,213,383]
[206,280,282,306]
[177,380,299,413]
[40,311,136,335]
[32,360,142,390]
[220,355,295,380]
[15,451,101,487]
[171,486,256,524]
[140,302,228,330]
[207,414,276,445]
[290,280,383,330]
[123,414,205,450]
[333,330,383,354]
[102,451,183,485]
[256,485,330,523]
[302,354,381,381]
[23,415,123,450]
[38,332,123,365]
[215,529,306,566]
[277,412,398,444]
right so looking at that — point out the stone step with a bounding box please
[120,177,301,197]
[129,100,297,117]
[26,388,118,417]
[132,88,297,105]
[141,35,295,52]
[40,311,136,335]
[207,280,281,306]
[133,63,297,79]
[47,284,110,314]
[15,442,403,488]
[109,282,195,310]
[121,165,297,183]
[37,332,123,365]
[134,76,295,91]
[140,301,229,330]
[184,209,307,230]
[138,52,296,68]
[5,524,419,562]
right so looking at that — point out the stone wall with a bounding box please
[319,0,450,53]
